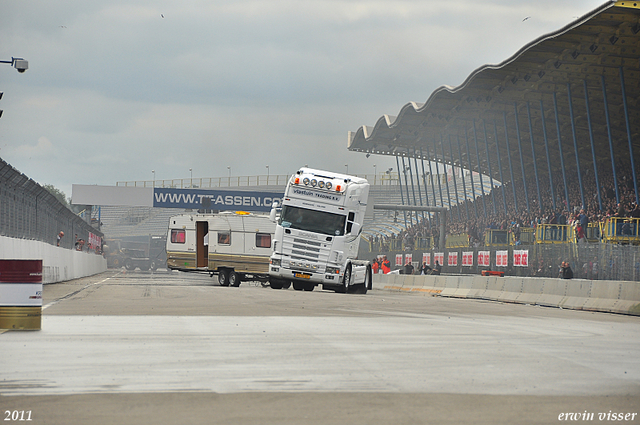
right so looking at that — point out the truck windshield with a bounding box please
[279,205,346,236]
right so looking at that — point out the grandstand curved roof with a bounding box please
[348,1,640,194]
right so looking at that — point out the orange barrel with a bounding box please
[0,260,43,330]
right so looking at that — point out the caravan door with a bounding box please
[196,221,209,268]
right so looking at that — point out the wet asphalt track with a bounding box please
[1,269,639,425]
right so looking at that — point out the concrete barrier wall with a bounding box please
[0,236,107,284]
[372,272,640,316]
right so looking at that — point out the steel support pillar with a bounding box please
[583,80,603,211]
[464,126,479,218]
[567,83,586,209]
[503,112,518,213]
[425,142,438,226]
[440,135,453,212]
[419,148,432,226]
[472,120,487,216]
[401,156,414,226]
[526,102,543,210]
[553,92,571,212]
[601,75,619,204]
[493,120,508,216]
[514,103,530,211]
[433,138,445,210]
[482,120,496,215]
[413,149,426,223]
[619,67,639,205]
[395,155,408,227]
[448,135,462,221]
[539,100,556,211]
[456,135,470,221]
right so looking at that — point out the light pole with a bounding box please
[189,168,193,188]
[152,170,155,187]
[373,164,377,185]
[265,165,269,184]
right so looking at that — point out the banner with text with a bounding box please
[496,250,509,267]
[478,251,491,267]
[513,249,529,267]
[462,251,473,267]
[153,188,282,212]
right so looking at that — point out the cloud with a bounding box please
[0,0,605,197]
[11,136,55,158]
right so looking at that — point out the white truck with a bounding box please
[268,167,372,294]
[166,211,275,287]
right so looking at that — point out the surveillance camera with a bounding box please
[13,60,28,73]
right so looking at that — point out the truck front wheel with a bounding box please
[338,265,352,293]
[355,266,371,294]
[270,279,283,289]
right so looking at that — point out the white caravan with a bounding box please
[268,167,372,293]
[166,211,275,287]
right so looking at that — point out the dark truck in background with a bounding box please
[104,235,167,271]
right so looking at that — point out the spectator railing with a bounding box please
[446,233,470,248]
[535,224,575,244]
[587,223,601,242]
[515,227,536,245]
[484,229,510,247]
[601,217,640,245]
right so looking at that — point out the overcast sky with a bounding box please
[1,0,606,198]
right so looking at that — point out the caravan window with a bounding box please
[218,232,231,245]
[256,233,271,248]
[171,229,186,244]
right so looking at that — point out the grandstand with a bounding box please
[348,1,640,281]
[349,1,640,228]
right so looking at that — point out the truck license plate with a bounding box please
[294,272,311,279]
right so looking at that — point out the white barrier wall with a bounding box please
[373,272,640,316]
[0,236,107,284]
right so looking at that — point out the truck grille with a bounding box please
[283,234,331,271]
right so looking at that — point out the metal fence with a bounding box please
[0,158,103,249]
[115,172,402,189]
[364,243,640,282]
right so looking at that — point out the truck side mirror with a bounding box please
[348,222,360,235]
[269,201,279,222]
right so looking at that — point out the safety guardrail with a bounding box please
[535,224,574,244]
[601,217,640,245]
[446,233,469,248]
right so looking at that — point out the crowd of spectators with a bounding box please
[370,159,640,251]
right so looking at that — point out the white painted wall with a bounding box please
[0,235,107,284]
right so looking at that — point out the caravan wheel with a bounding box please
[218,270,230,286]
[229,271,241,287]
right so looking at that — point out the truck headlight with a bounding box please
[326,266,340,274]
[271,258,281,266]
